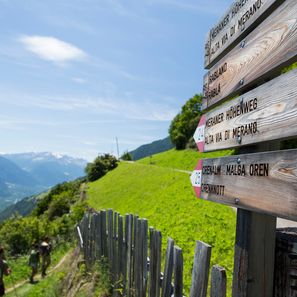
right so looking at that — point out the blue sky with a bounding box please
[0,0,232,161]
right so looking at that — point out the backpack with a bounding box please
[40,242,51,256]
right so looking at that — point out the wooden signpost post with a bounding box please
[192,0,297,295]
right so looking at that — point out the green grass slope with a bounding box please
[137,148,234,171]
[87,149,236,294]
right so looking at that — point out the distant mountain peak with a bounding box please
[0,152,87,209]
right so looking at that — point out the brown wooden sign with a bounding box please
[194,68,297,152]
[190,149,297,221]
[204,0,282,69]
[202,0,297,110]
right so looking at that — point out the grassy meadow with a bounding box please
[87,149,236,294]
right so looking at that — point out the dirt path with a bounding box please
[6,253,69,294]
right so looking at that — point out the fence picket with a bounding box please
[161,237,174,297]
[90,213,96,265]
[189,241,212,297]
[210,265,226,297]
[122,214,129,294]
[133,215,139,290]
[127,214,133,297]
[113,212,118,282]
[108,209,114,268]
[95,212,102,259]
[86,213,91,268]
[173,246,183,297]
[141,219,148,297]
[117,215,123,296]
[135,218,142,297]
[101,210,107,258]
[149,229,162,297]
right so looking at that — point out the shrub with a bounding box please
[85,154,118,182]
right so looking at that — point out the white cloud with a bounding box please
[18,35,87,64]
[0,88,177,122]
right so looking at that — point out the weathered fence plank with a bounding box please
[112,211,118,283]
[98,212,103,258]
[122,214,129,294]
[161,237,174,297]
[173,246,183,297]
[94,213,99,261]
[126,214,133,297]
[101,210,107,258]
[210,265,226,297]
[85,213,91,268]
[190,241,212,297]
[118,215,123,280]
[108,209,114,268]
[135,218,142,297]
[141,219,148,297]
[90,213,96,265]
[149,229,162,297]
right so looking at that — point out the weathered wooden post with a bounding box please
[126,214,133,297]
[148,228,162,297]
[210,265,226,297]
[161,238,174,297]
[189,241,211,297]
[173,246,183,297]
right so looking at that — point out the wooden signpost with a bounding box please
[192,0,297,295]
[191,149,297,221]
[204,0,282,69]
[202,0,297,110]
[195,67,297,152]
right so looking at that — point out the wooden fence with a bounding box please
[77,209,227,297]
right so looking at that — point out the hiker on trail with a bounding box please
[0,247,11,296]
[28,243,40,283]
[40,237,52,278]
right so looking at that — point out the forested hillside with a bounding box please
[129,136,174,160]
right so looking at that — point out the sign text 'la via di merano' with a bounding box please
[202,0,297,110]
[204,0,282,69]
[194,67,297,152]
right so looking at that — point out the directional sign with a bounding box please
[195,67,297,152]
[204,0,282,69]
[202,0,297,110]
[191,149,297,221]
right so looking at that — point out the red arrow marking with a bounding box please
[194,115,206,153]
[190,159,203,198]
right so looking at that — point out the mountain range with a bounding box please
[0,152,87,210]
[0,137,174,217]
